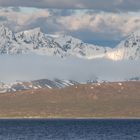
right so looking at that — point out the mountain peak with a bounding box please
[106,29,140,60]
[124,30,140,48]
[0,24,8,29]
[0,24,14,38]
[23,27,42,35]
[131,29,140,36]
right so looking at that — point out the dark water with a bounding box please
[0,119,140,140]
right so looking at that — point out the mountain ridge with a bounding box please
[0,79,79,93]
[0,24,109,59]
[1,25,140,60]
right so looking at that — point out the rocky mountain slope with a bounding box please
[0,79,79,93]
[0,76,139,93]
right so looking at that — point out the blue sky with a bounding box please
[0,0,140,47]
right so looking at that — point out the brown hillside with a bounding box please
[0,81,140,118]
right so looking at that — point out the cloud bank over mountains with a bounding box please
[0,0,140,46]
[1,55,140,83]
[0,0,140,11]
[0,7,140,46]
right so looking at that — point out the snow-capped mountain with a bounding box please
[0,24,140,60]
[1,25,140,93]
[0,24,109,58]
[106,30,140,60]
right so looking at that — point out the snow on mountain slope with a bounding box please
[0,24,17,54]
[106,30,140,60]
[0,24,140,60]
[0,25,109,59]
[16,29,109,58]
[0,79,79,93]
[52,34,109,59]
[15,28,65,57]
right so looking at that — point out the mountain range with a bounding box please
[0,24,140,60]
[0,24,140,93]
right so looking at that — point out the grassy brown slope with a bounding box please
[0,81,140,118]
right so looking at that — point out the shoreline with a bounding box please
[0,116,140,120]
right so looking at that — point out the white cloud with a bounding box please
[0,0,140,11]
[57,11,140,38]
[0,8,50,31]
[0,8,140,45]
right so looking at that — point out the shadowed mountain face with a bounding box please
[0,81,140,118]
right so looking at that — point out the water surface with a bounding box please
[0,119,140,140]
